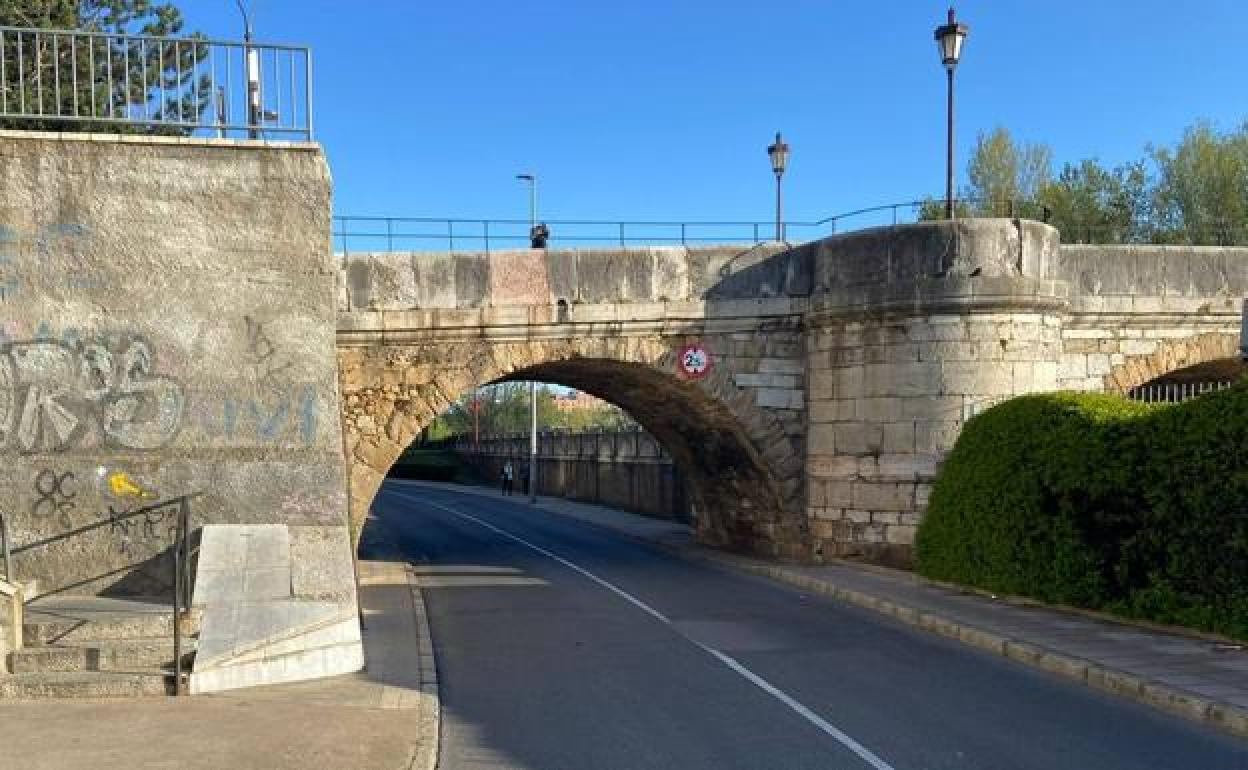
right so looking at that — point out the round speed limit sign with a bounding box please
[678,344,712,379]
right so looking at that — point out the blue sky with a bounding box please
[182,0,1248,227]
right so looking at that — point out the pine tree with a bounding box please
[0,0,206,133]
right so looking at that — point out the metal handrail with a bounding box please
[72,494,197,694]
[0,25,312,139]
[332,198,1053,253]
[171,495,194,696]
[0,509,11,584]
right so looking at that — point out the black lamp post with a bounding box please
[767,132,790,241]
[934,7,969,219]
[515,172,539,502]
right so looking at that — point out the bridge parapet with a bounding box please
[1055,244,1248,393]
[337,242,812,314]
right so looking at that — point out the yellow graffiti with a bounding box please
[107,471,154,500]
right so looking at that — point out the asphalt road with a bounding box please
[365,480,1248,770]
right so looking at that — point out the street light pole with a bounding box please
[516,173,537,231]
[516,173,539,503]
[767,132,790,242]
[945,65,954,219]
[934,8,969,220]
[235,0,260,139]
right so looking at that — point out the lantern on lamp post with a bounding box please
[767,132,790,242]
[934,8,969,219]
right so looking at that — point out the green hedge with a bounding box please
[915,381,1248,639]
[389,448,467,482]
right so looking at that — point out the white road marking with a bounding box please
[391,489,898,770]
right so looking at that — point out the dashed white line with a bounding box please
[393,490,897,770]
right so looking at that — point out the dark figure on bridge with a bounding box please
[501,461,514,496]
[530,223,550,249]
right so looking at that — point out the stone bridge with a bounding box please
[338,224,1248,566]
[1,132,1245,690]
[337,243,811,558]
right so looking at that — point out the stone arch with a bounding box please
[337,335,807,559]
[1103,332,1241,394]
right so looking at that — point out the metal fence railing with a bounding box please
[333,198,1051,253]
[0,508,10,584]
[1127,380,1237,404]
[0,26,311,139]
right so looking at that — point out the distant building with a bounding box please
[553,390,607,412]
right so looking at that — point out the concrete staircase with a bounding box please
[1,596,195,698]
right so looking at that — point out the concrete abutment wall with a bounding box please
[0,131,356,618]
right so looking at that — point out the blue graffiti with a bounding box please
[199,386,319,445]
[0,225,18,262]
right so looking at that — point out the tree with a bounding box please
[423,383,641,443]
[546,400,638,432]
[965,127,1053,215]
[920,127,1052,220]
[1149,121,1248,245]
[917,119,1248,246]
[424,383,561,442]
[0,0,207,133]
[1038,159,1150,244]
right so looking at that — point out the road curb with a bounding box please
[404,565,441,770]
[678,554,1248,741]
[402,482,1248,741]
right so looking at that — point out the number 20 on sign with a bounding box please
[678,344,712,379]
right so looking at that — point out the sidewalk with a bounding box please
[0,560,437,770]
[405,479,1248,740]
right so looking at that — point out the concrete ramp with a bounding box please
[189,525,363,694]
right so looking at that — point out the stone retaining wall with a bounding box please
[457,430,691,522]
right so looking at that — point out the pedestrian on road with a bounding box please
[501,461,514,496]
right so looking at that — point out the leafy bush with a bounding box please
[389,449,467,482]
[916,381,1248,639]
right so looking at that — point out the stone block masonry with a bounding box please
[798,219,1066,565]
[1056,245,1247,394]
[336,243,811,560]
[798,222,1247,566]
[338,220,1248,568]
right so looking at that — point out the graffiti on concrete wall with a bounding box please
[245,316,295,385]
[0,226,20,301]
[103,503,177,556]
[195,385,319,445]
[30,469,78,529]
[0,337,185,453]
[22,463,176,554]
[0,222,103,301]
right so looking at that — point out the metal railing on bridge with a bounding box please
[332,199,1052,253]
[1127,380,1238,404]
[0,26,311,139]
